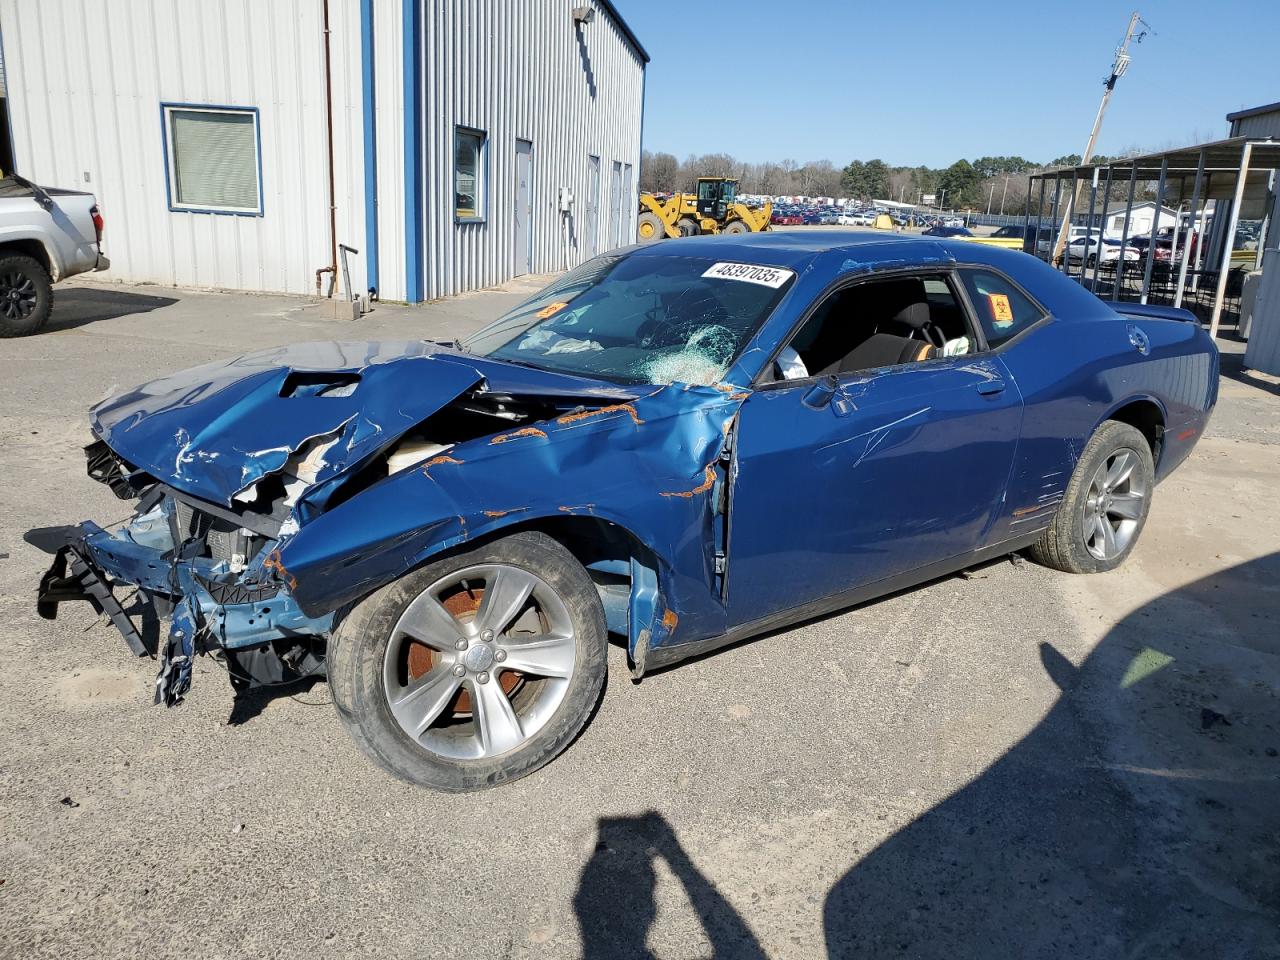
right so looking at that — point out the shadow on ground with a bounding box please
[574,811,767,959]
[1219,343,1280,399]
[227,676,325,725]
[47,287,177,332]
[569,558,1280,957]
[822,553,1280,958]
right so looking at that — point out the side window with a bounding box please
[958,270,1044,348]
[773,273,978,381]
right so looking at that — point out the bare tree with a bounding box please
[640,151,679,193]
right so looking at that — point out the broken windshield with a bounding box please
[462,253,794,385]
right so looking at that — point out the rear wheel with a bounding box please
[636,212,665,243]
[327,532,607,791]
[1029,421,1154,574]
[721,220,751,235]
[0,254,53,338]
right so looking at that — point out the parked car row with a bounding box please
[770,203,923,227]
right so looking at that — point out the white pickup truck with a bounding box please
[0,174,109,337]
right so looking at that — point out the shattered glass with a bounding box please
[637,323,737,386]
[465,253,794,385]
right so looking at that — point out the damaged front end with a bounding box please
[30,338,749,711]
[25,341,495,706]
[28,466,330,706]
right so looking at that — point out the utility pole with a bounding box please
[1052,10,1148,265]
[999,175,1009,215]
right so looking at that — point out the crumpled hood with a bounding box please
[90,340,631,509]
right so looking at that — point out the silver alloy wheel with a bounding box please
[0,271,37,320]
[382,563,577,761]
[1081,446,1148,561]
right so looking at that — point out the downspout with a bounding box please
[402,0,424,302]
[360,0,379,299]
[315,0,339,298]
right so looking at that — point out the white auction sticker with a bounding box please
[700,262,794,288]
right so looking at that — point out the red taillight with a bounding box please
[90,204,104,241]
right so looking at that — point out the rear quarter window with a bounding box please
[959,269,1045,348]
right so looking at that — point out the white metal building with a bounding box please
[0,0,647,303]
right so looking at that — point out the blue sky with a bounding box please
[614,0,1280,168]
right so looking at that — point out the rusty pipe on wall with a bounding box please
[315,0,339,298]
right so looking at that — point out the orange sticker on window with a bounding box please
[988,293,1014,326]
[535,301,570,320]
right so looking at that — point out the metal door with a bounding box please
[586,155,600,258]
[609,161,622,248]
[514,140,533,275]
[620,162,633,247]
[727,356,1023,627]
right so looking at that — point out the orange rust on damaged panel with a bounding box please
[557,503,597,514]
[1176,428,1197,441]
[1011,505,1045,517]
[489,426,548,444]
[262,549,298,590]
[659,465,717,499]
[482,507,528,518]
[661,609,679,631]
[421,455,464,476]
[555,402,643,427]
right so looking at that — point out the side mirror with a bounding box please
[801,375,839,410]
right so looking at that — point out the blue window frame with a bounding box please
[160,103,264,216]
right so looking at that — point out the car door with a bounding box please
[726,272,1023,629]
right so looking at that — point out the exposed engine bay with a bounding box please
[27,364,631,706]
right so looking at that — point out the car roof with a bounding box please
[621,231,1118,325]
[624,229,930,270]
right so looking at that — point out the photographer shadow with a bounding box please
[574,811,766,960]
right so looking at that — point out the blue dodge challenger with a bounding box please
[29,232,1217,790]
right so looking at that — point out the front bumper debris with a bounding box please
[30,527,148,657]
[27,491,333,706]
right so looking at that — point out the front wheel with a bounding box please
[1029,421,1154,574]
[721,220,751,235]
[636,212,665,243]
[327,532,607,791]
[0,254,53,338]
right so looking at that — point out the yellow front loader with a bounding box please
[636,178,772,242]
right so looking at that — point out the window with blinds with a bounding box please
[163,106,262,214]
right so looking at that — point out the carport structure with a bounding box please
[1026,137,1280,337]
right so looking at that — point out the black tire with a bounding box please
[721,220,750,235]
[327,531,607,791]
[1087,254,1097,268]
[0,254,53,337]
[677,217,700,237]
[1029,420,1155,574]
[636,212,665,243]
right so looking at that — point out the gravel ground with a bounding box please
[0,278,1276,959]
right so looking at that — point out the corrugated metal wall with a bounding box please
[412,0,644,300]
[0,0,643,301]
[1231,111,1280,141]
[0,0,368,296]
